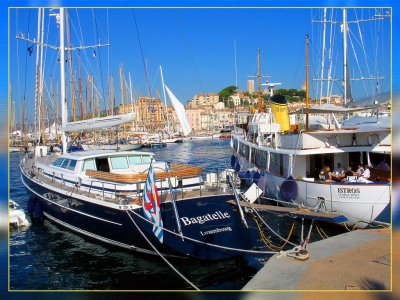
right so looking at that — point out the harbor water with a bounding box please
[9,139,344,290]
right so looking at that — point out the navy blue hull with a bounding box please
[22,172,260,260]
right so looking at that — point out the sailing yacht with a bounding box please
[231,9,391,229]
[18,8,261,260]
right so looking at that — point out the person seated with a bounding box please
[345,167,354,177]
[332,162,346,181]
[334,162,344,175]
[361,165,370,179]
[322,166,333,182]
[354,164,365,177]
[318,170,325,182]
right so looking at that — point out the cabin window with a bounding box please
[52,158,64,167]
[67,160,77,171]
[128,155,142,164]
[61,159,70,169]
[142,156,151,163]
[110,156,129,169]
[83,159,96,171]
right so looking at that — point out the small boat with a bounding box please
[9,200,30,228]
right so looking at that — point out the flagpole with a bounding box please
[165,162,183,238]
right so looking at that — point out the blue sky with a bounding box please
[8,6,392,122]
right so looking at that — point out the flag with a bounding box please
[142,163,163,243]
[27,45,33,56]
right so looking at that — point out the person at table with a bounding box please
[334,162,344,175]
[361,165,370,179]
[354,164,365,177]
[322,166,333,182]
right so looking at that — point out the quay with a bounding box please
[243,227,391,290]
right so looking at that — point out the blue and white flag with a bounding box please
[142,163,163,243]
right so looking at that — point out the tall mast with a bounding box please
[34,8,42,145]
[257,48,262,109]
[119,64,126,133]
[78,53,84,120]
[305,34,310,130]
[66,9,77,122]
[319,8,327,104]
[59,8,67,153]
[160,65,170,133]
[342,8,351,106]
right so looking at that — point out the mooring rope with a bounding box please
[125,210,200,290]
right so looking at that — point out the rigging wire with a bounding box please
[92,9,106,109]
[131,9,152,99]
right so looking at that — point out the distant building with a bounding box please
[187,93,219,108]
[117,97,166,132]
[229,95,241,107]
[247,80,255,94]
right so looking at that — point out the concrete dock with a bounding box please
[243,227,391,291]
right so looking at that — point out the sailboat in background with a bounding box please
[160,66,192,143]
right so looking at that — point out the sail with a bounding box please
[62,112,135,132]
[164,85,192,136]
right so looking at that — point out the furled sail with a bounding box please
[164,85,192,136]
[62,112,135,132]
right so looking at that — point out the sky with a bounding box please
[8,6,391,123]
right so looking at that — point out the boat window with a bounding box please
[128,155,142,164]
[61,159,70,169]
[67,160,77,171]
[83,159,96,171]
[142,156,151,163]
[52,158,64,167]
[110,156,129,169]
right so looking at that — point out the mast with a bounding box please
[34,8,42,145]
[248,49,270,111]
[59,8,67,153]
[66,9,77,122]
[342,8,352,106]
[319,8,327,105]
[160,65,170,134]
[119,64,126,133]
[305,34,310,130]
[78,53,84,120]
[257,48,262,109]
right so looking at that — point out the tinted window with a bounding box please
[67,160,77,171]
[52,158,64,167]
[61,159,70,169]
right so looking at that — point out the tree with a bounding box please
[218,85,238,102]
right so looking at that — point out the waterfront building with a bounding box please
[187,93,219,108]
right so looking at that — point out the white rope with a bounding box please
[125,210,200,290]
[128,208,276,255]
